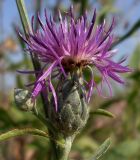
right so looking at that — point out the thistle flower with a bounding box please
[19,7,131,111]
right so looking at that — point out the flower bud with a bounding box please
[49,75,89,136]
[14,88,35,111]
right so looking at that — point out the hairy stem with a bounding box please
[52,136,74,160]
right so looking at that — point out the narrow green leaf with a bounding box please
[91,138,111,160]
[0,128,48,142]
[0,128,64,147]
[112,19,140,48]
[90,109,115,118]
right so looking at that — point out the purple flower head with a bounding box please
[19,7,131,111]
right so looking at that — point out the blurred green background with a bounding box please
[0,0,140,159]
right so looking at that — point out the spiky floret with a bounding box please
[19,7,131,111]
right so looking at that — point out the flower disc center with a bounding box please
[61,56,90,72]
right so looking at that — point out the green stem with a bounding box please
[16,0,31,36]
[16,0,49,117]
[32,109,57,133]
[52,136,74,160]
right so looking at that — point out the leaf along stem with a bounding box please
[0,128,48,142]
[90,109,115,118]
[112,19,140,48]
[91,138,111,160]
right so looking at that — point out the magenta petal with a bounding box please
[37,61,58,82]
[32,81,45,97]
[87,79,94,103]
[31,61,58,98]
[108,72,124,84]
